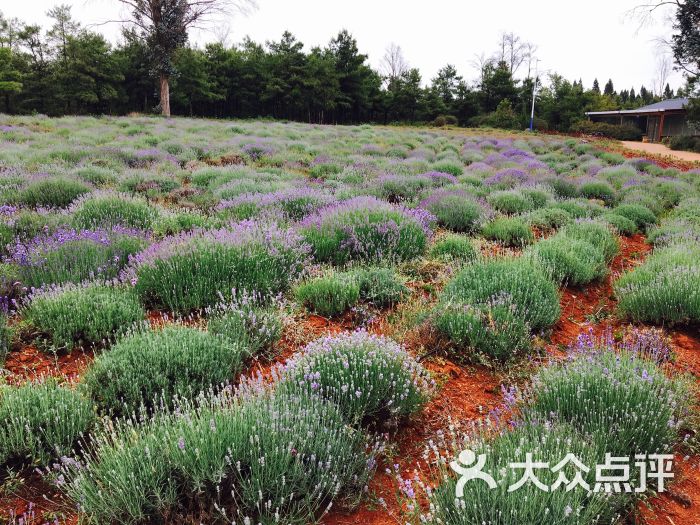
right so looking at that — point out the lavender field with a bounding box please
[0,114,699,524]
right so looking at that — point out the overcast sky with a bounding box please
[2,0,684,93]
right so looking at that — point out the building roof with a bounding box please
[585,98,688,116]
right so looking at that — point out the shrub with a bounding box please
[435,295,532,363]
[371,174,431,203]
[128,221,310,312]
[0,380,94,466]
[430,234,479,261]
[24,283,145,351]
[431,115,458,127]
[570,120,643,140]
[2,209,70,244]
[419,190,488,233]
[579,180,617,204]
[667,134,700,153]
[6,227,149,288]
[482,217,534,247]
[526,207,572,231]
[218,188,335,222]
[526,236,607,286]
[440,258,560,332]
[300,196,433,265]
[602,212,638,235]
[81,326,248,416]
[615,243,700,325]
[58,390,377,525]
[612,203,657,231]
[350,267,409,307]
[432,160,463,176]
[295,274,360,317]
[545,177,579,198]
[560,220,619,262]
[70,192,158,230]
[552,199,605,219]
[524,333,689,457]
[487,190,534,215]
[20,178,91,208]
[152,211,210,237]
[425,422,620,525]
[207,294,283,359]
[73,166,117,187]
[280,331,433,427]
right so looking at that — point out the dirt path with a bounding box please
[620,141,700,163]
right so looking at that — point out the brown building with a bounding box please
[585,98,696,142]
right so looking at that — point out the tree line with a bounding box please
[0,4,679,130]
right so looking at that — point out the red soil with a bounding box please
[2,346,92,384]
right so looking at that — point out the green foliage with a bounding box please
[482,217,534,247]
[526,207,572,231]
[526,236,607,286]
[350,266,409,307]
[423,194,485,232]
[71,194,158,230]
[612,204,657,231]
[427,422,621,525]
[431,160,463,176]
[666,135,700,153]
[14,232,148,289]
[0,380,94,467]
[430,234,479,261]
[578,180,617,204]
[58,390,376,525]
[440,258,560,332]
[81,326,248,416]
[435,299,532,363]
[152,211,209,237]
[24,284,145,351]
[295,274,360,317]
[602,213,638,235]
[559,220,619,262]
[615,243,700,325]
[301,199,430,265]
[207,297,283,359]
[20,178,91,208]
[487,190,534,214]
[0,315,9,367]
[525,347,689,457]
[131,225,309,312]
[570,120,643,140]
[545,177,580,199]
[280,331,432,426]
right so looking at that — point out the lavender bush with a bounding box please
[80,325,249,416]
[24,282,145,351]
[57,388,379,524]
[127,221,310,312]
[300,196,434,265]
[523,330,690,457]
[6,226,149,288]
[0,379,94,467]
[280,331,434,427]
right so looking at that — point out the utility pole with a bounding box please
[529,59,541,131]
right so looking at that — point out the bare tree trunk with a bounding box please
[160,73,171,117]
